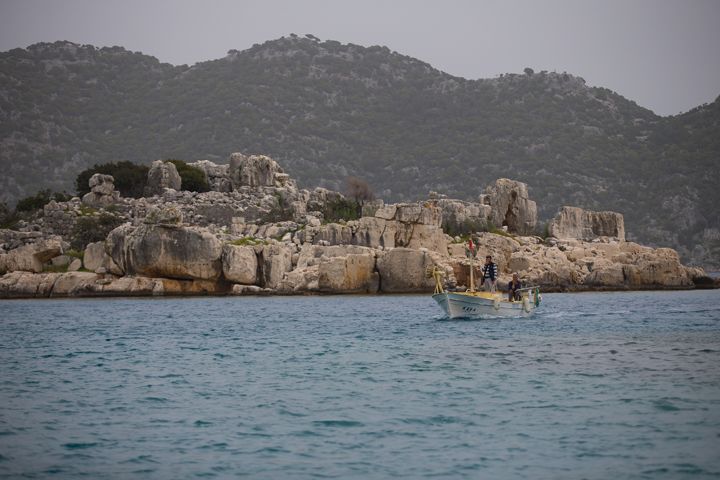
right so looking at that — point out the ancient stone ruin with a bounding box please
[0,151,711,298]
[548,206,625,241]
[82,173,120,207]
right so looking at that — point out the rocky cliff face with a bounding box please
[0,152,712,298]
[483,179,538,235]
[1,37,717,268]
[549,206,625,241]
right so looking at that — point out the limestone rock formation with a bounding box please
[318,249,379,293]
[260,244,293,288]
[82,174,120,207]
[483,179,537,235]
[229,153,294,188]
[145,160,181,196]
[0,149,711,298]
[188,160,232,192]
[107,217,223,281]
[51,272,98,296]
[437,199,491,235]
[353,217,396,249]
[549,206,625,241]
[143,204,183,226]
[0,271,62,297]
[83,242,106,272]
[222,244,258,285]
[376,248,437,293]
[83,241,121,274]
[0,236,65,273]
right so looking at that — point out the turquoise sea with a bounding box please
[1,291,719,479]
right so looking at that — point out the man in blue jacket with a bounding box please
[508,272,522,301]
[481,255,498,293]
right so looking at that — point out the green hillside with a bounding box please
[0,34,718,266]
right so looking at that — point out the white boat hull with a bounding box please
[433,291,537,319]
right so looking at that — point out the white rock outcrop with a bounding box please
[222,244,258,285]
[145,160,182,196]
[483,178,537,235]
[549,206,625,241]
[82,174,120,207]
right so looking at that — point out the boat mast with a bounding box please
[467,237,477,293]
[469,253,475,293]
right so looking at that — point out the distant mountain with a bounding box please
[0,35,718,267]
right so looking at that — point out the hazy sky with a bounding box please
[1,0,718,116]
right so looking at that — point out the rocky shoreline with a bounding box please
[1,152,715,299]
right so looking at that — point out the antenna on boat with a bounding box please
[465,237,478,293]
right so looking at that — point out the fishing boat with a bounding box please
[429,242,541,319]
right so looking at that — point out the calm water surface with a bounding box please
[1,291,719,479]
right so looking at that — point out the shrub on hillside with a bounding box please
[0,202,18,228]
[322,198,361,223]
[166,160,210,193]
[441,215,489,238]
[70,212,124,250]
[15,189,72,212]
[76,162,149,198]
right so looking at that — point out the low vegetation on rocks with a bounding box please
[0,151,714,298]
[1,37,717,267]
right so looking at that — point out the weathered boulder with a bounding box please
[360,199,385,217]
[318,251,378,293]
[82,174,120,207]
[307,187,344,212]
[0,236,65,273]
[625,248,693,287]
[508,252,532,273]
[260,244,294,288]
[89,174,115,196]
[145,160,181,196]
[279,265,320,292]
[437,199,491,235]
[0,229,47,251]
[99,276,163,296]
[50,255,73,267]
[376,248,437,293]
[229,153,292,188]
[188,160,232,192]
[394,203,442,227]
[143,204,183,226]
[313,223,354,246]
[107,223,223,280]
[231,284,266,295]
[471,232,520,273]
[549,206,625,241]
[0,271,61,297]
[84,239,123,275]
[401,223,448,253]
[51,272,98,296]
[484,179,537,235]
[83,241,106,272]
[353,217,396,249]
[67,258,82,272]
[374,204,397,220]
[222,244,258,285]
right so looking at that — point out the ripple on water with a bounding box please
[0,291,719,479]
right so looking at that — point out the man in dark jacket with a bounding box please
[508,272,522,301]
[481,255,498,293]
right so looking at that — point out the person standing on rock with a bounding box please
[481,255,498,293]
[508,272,522,301]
